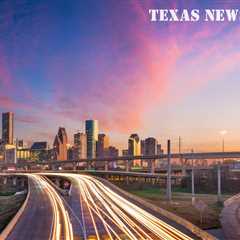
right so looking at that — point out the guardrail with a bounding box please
[224,193,240,207]
[0,180,30,240]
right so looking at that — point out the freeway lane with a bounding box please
[44,173,200,240]
[6,175,73,240]
[6,175,53,240]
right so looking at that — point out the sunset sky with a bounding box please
[1,0,240,152]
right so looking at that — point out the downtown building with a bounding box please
[30,141,48,162]
[144,137,157,169]
[73,132,87,167]
[2,112,14,145]
[53,127,68,161]
[128,133,141,167]
[1,112,16,164]
[85,120,98,159]
[96,133,109,168]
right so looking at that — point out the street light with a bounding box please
[217,130,227,202]
[220,130,227,154]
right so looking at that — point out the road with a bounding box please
[221,193,240,240]
[6,174,73,240]
[43,173,199,240]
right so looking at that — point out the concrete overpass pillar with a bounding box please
[104,160,108,171]
[182,162,187,176]
[73,163,77,171]
[166,140,172,201]
[13,177,17,186]
[217,162,222,202]
[87,160,91,170]
[3,177,7,185]
[126,160,130,172]
[151,159,155,174]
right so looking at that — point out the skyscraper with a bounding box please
[96,133,109,168]
[85,120,98,159]
[128,134,141,156]
[53,127,68,160]
[73,132,87,160]
[128,133,141,167]
[2,112,14,145]
[96,133,109,158]
[145,137,157,156]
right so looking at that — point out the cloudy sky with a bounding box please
[1,0,240,152]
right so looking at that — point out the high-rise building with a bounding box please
[128,134,141,156]
[96,133,109,168]
[128,134,141,167]
[96,134,109,158]
[141,140,145,155]
[108,146,119,169]
[85,120,98,159]
[157,144,164,155]
[2,112,14,145]
[53,127,68,160]
[73,132,87,160]
[145,137,157,155]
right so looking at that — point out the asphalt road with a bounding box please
[6,176,53,240]
[6,174,73,240]
[44,173,202,240]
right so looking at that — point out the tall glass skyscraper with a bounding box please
[85,120,98,159]
[2,112,14,145]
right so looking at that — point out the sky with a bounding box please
[1,0,240,153]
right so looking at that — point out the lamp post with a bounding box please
[218,130,227,202]
[191,149,195,205]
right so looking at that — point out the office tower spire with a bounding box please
[53,127,68,160]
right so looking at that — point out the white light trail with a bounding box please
[42,173,194,240]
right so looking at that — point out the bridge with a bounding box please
[1,151,240,173]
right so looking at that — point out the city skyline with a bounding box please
[0,1,240,152]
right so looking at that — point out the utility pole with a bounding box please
[166,140,172,201]
[191,149,195,205]
[217,131,226,202]
[217,162,222,202]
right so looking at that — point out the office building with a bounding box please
[128,134,141,156]
[85,120,98,159]
[4,144,16,164]
[17,148,30,162]
[157,144,164,155]
[145,137,157,155]
[128,133,141,167]
[2,112,14,145]
[73,132,87,160]
[108,146,119,169]
[53,127,68,160]
[31,141,48,161]
[96,134,109,158]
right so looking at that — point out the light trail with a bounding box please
[27,174,73,240]
[42,173,195,240]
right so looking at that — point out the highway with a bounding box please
[43,173,198,240]
[6,174,73,240]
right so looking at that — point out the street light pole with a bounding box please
[191,149,195,205]
[166,140,172,201]
[217,130,227,202]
